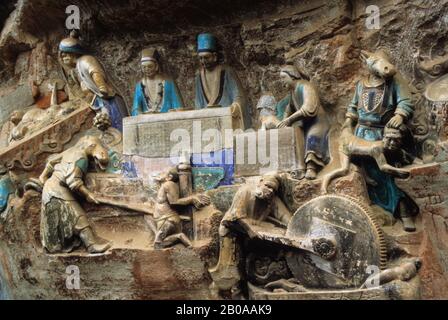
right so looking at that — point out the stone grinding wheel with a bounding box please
[285,194,387,289]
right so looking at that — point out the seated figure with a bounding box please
[131,48,184,115]
[194,33,251,129]
[276,65,330,180]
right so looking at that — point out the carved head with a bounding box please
[279,65,308,88]
[77,136,109,171]
[383,126,403,152]
[197,33,220,70]
[255,174,280,200]
[141,48,161,78]
[59,30,83,68]
[360,49,397,79]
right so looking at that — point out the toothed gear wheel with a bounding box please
[285,194,387,289]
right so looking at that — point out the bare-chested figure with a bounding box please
[153,167,210,249]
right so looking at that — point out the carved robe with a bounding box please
[131,76,183,115]
[76,55,129,132]
[346,76,415,214]
[276,80,330,167]
[41,153,90,253]
[195,65,251,129]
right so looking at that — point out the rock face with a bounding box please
[1,0,448,300]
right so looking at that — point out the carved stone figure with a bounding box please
[153,167,210,249]
[321,125,416,192]
[256,93,279,130]
[58,31,129,131]
[8,81,76,143]
[131,48,184,115]
[37,136,112,254]
[209,174,292,294]
[194,33,250,129]
[0,110,23,148]
[345,49,418,232]
[276,65,330,180]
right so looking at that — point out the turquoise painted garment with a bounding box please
[347,77,414,214]
[131,79,183,116]
[0,174,14,213]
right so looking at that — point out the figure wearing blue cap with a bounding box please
[131,48,184,116]
[195,33,251,129]
[58,31,129,132]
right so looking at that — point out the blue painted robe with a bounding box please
[0,174,14,213]
[131,78,183,116]
[195,65,250,129]
[346,77,414,214]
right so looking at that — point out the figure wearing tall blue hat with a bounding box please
[58,30,129,132]
[194,33,251,129]
[131,48,184,116]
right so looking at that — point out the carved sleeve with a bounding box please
[297,82,319,118]
[66,165,85,192]
[393,75,414,121]
[346,82,360,121]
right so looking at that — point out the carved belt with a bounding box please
[357,120,385,129]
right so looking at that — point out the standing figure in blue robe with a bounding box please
[132,48,184,115]
[276,65,330,180]
[59,31,129,132]
[345,50,418,232]
[194,33,251,129]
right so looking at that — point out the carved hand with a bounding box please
[387,114,404,128]
[192,194,211,209]
[86,192,100,205]
[276,118,291,128]
[230,102,241,117]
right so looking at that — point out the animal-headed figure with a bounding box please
[39,135,112,254]
[344,49,418,232]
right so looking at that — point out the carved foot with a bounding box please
[80,227,112,253]
[401,217,416,232]
[305,167,317,180]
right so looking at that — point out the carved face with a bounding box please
[141,60,159,78]
[360,50,397,79]
[254,179,277,200]
[279,71,295,88]
[383,130,402,152]
[60,51,78,68]
[81,136,109,171]
[199,51,218,70]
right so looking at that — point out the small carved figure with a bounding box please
[132,48,184,115]
[153,167,210,249]
[0,110,23,148]
[345,49,418,232]
[38,136,112,254]
[321,125,414,193]
[361,258,422,288]
[256,93,279,130]
[194,33,251,129]
[275,65,330,180]
[209,174,292,294]
[58,31,129,131]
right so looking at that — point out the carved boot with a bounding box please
[401,216,416,232]
[305,162,318,180]
[79,227,112,253]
